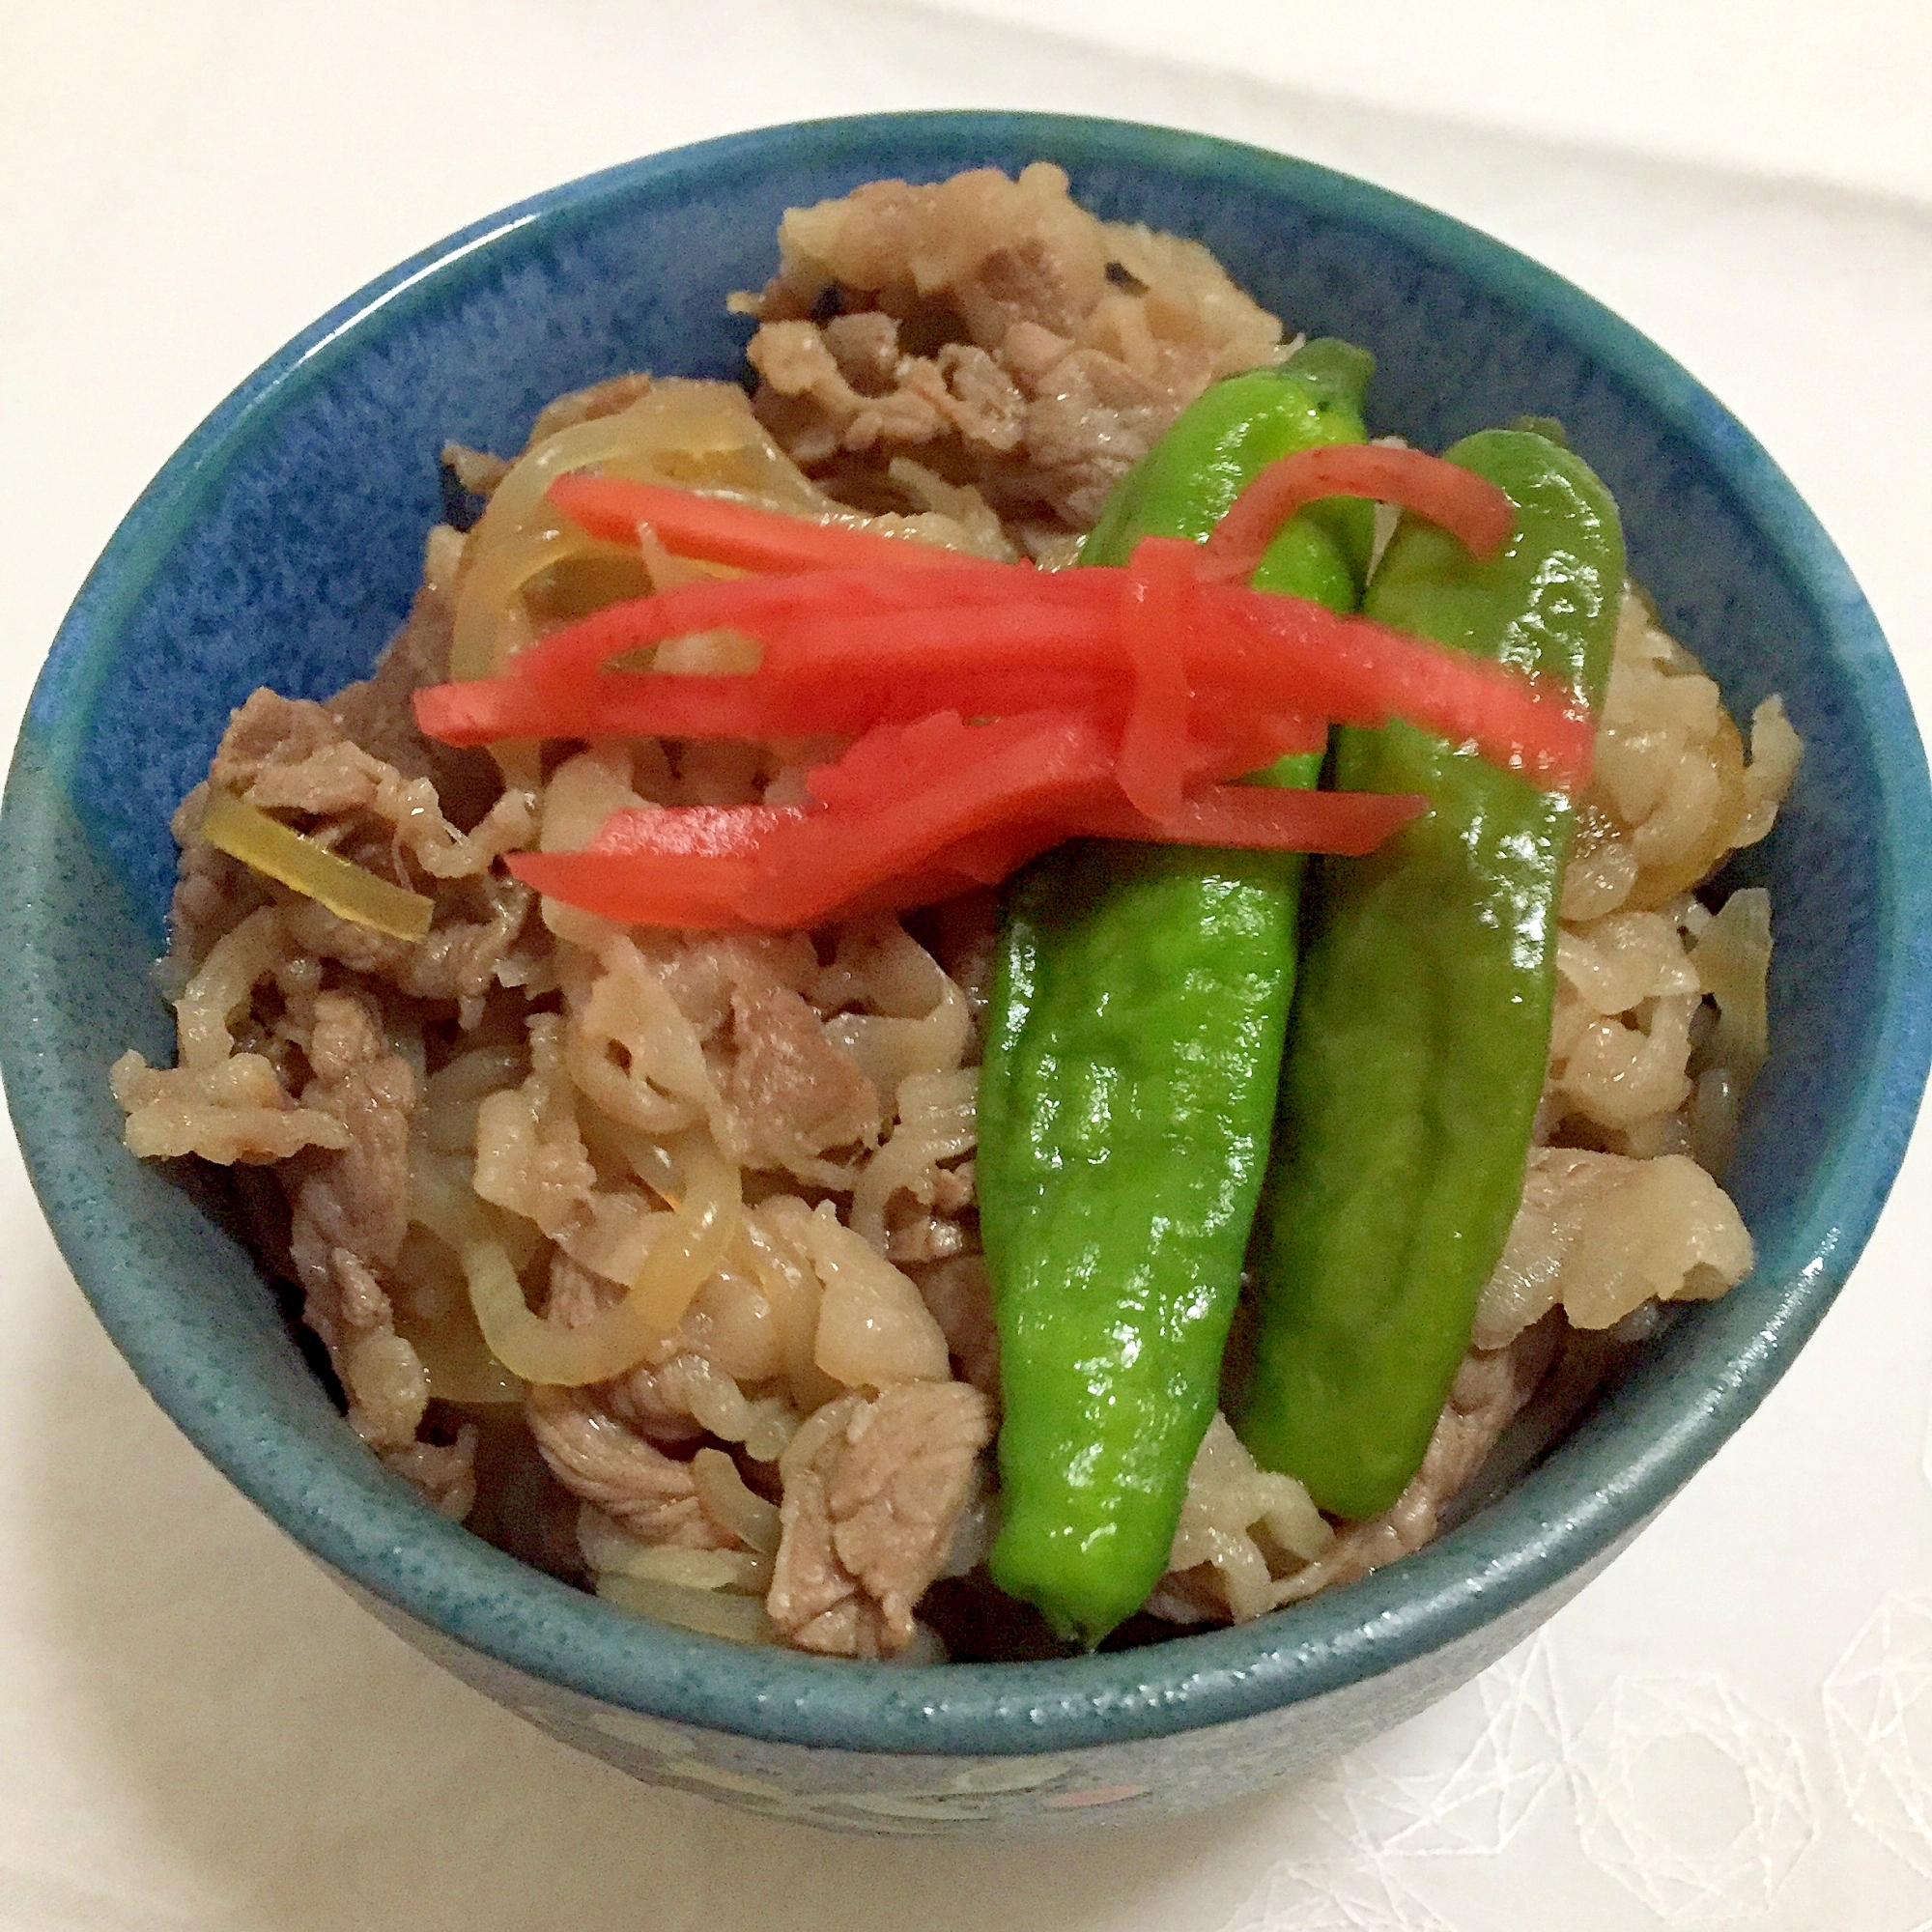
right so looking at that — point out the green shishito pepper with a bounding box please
[1082,337,1377,612]
[1233,427,1625,1520]
[976,341,1374,1646]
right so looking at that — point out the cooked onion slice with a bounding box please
[197,791,434,943]
[450,380,843,682]
[460,1141,741,1385]
[1693,886,1773,1079]
[595,1571,778,1643]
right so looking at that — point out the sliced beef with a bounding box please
[281,874,534,1016]
[883,1161,976,1265]
[327,564,500,825]
[191,688,541,1021]
[287,994,415,1273]
[279,992,425,1453]
[766,1380,992,1657]
[383,1434,479,1521]
[907,1255,1000,1404]
[725,982,881,1170]
[524,1382,727,1548]
[110,1046,352,1166]
[737,162,1286,544]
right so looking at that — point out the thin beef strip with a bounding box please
[767,1380,992,1657]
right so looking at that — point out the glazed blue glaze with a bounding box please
[5,113,1928,1829]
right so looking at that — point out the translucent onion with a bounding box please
[419,1043,531,1154]
[1736,696,1804,847]
[691,1445,782,1553]
[849,1066,977,1251]
[1692,887,1773,1079]
[451,414,666,682]
[406,1140,543,1272]
[736,1214,837,1413]
[174,904,286,1069]
[821,924,971,1111]
[578,1503,766,1590]
[522,541,657,624]
[390,1293,526,1406]
[800,1203,951,1389]
[198,791,434,943]
[595,1571,777,1644]
[469,525,642,652]
[626,1137,743,1326]
[1625,708,1748,909]
[460,1140,741,1385]
[449,380,834,682]
[571,1103,686,1207]
[422,1338,525,1406]
[590,1534,769,1594]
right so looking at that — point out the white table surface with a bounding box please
[4,4,1929,1926]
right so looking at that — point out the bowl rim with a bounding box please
[7,108,1930,1757]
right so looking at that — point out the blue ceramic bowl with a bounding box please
[5,113,1929,1834]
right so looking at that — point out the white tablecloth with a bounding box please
[4,4,1929,1924]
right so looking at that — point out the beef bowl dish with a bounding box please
[5,112,1927,1833]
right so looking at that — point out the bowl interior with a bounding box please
[7,111,1929,1755]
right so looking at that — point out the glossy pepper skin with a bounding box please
[1082,337,1377,612]
[978,341,1373,1646]
[1234,427,1625,1521]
